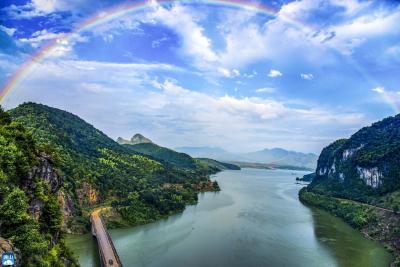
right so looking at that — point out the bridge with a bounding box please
[91,208,123,267]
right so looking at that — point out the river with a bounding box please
[66,168,392,267]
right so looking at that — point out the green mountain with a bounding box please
[308,114,400,204]
[301,114,400,265]
[195,158,241,171]
[117,133,152,145]
[3,102,231,265]
[0,106,78,266]
[123,142,197,169]
[122,139,240,171]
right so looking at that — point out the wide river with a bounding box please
[66,168,392,267]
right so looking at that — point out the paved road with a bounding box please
[91,208,121,267]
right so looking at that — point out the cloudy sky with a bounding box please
[1,0,400,153]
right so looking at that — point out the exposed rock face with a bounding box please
[0,238,21,267]
[76,182,99,207]
[58,190,76,233]
[24,154,63,219]
[27,154,63,192]
[356,166,382,188]
[311,113,400,196]
[315,139,385,190]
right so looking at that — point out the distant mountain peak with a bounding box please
[117,133,152,145]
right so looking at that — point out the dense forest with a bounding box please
[300,114,400,265]
[1,102,236,265]
[0,106,78,266]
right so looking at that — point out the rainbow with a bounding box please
[0,0,311,104]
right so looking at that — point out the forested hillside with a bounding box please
[300,114,400,265]
[0,106,77,266]
[8,102,224,237]
[122,142,198,169]
[307,114,400,209]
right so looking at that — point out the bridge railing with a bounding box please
[91,213,123,267]
[100,215,123,266]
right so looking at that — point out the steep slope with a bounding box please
[301,114,400,265]
[117,134,152,145]
[0,107,77,266]
[9,103,220,231]
[123,142,197,169]
[195,158,241,171]
[308,114,400,203]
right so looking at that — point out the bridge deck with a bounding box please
[91,209,122,267]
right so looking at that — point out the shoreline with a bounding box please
[299,188,400,266]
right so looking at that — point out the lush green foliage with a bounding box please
[124,142,198,169]
[308,114,400,208]
[296,172,315,182]
[9,103,223,229]
[299,188,375,229]
[0,106,77,266]
[195,158,241,171]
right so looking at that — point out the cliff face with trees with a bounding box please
[307,114,400,209]
[300,114,400,265]
[0,106,77,266]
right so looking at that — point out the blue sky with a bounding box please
[1,0,400,153]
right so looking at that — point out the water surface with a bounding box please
[67,168,392,267]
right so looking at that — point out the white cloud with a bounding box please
[317,9,400,54]
[31,0,90,13]
[32,0,58,13]
[329,0,371,16]
[0,25,17,36]
[300,73,314,80]
[217,67,240,78]
[268,69,283,78]
[372,86,385,94]
[19,29,64,47]
[2,3,46,19]
[3,56,367,153]
[146,3,217,68]
[255,87,275,94]
[151,36,169,48]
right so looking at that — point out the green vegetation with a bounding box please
[309,114,400,207]
[300,188,400,265]
[299,188,375,229]
[302,113,400,265]
[296,172,315,182]
[0,106,77,266]
[195,158,240,171]
[8,102,229,236]
[123,142,197,169]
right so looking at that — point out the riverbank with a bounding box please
[299,188,400,266]
[67,169,392,267]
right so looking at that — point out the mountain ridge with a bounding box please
[176,146,318,169]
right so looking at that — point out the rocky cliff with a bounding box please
[309,113,400,202]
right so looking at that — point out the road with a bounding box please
[91,208,122,267]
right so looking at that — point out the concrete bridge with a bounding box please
[91,209,123,267]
